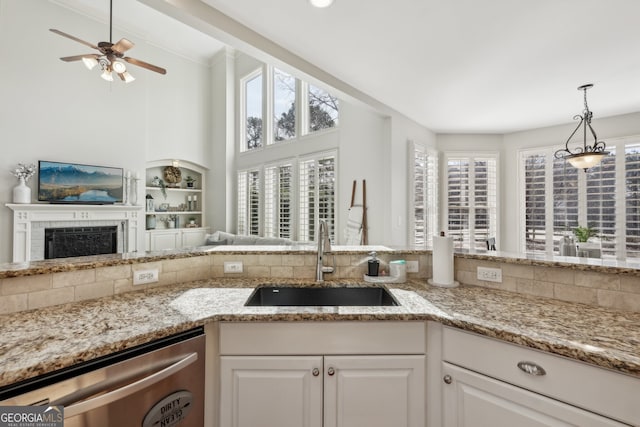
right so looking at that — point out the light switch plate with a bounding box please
[224,261,243,273]
[133,269,159,285]
[477,266,502,283]
[406,260,419,273]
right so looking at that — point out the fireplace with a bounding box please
[45,226,118,259]
[7,204,143,262]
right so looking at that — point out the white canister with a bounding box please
[389,260,407,283]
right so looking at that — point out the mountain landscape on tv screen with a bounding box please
[39,162,123,203]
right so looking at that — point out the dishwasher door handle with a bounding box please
[64,352,198,418]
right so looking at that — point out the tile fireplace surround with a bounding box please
[6,204,144,262]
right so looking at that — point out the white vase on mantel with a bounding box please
[12,177,31,204]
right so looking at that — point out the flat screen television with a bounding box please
[38,161,124,204]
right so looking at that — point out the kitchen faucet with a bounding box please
[316,219,334,282]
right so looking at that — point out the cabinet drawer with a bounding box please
[220,321,426,355]
[442,326,640,425]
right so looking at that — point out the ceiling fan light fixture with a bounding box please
[120,71,135,83]
[112,60,127,74]
[82,57,98,70]
[100,68,113,82]
[309,0,334,8]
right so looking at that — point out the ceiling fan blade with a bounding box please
[60,54,99,62]
[123,57,167,75]
[50,29,99,50]
[112,38,135,54]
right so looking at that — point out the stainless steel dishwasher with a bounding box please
[0,327,205,427]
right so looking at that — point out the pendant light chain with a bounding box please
[109,0,113,43]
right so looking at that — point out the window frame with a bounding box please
[239,67,265,153]
[442,152,500,251]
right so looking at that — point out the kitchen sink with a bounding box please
[244,286,399,307]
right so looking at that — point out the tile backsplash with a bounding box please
[1,252,639,314]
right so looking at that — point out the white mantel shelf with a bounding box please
[6,204,144,262]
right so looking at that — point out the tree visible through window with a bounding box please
[308,85,338,132]
[274,69,296,142]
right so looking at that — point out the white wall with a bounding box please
[0,0,212,262]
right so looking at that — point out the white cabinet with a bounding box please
[218,322,426,427]
[428,323,639,427]
[442,363,628,427]
[145,160,209,250]
[220,356,323,427]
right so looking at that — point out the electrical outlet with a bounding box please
[133,269,159,285]
[224,261,243,273]
[477,266,502,283]
[406,260,419,273]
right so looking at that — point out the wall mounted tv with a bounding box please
[38,161,124,204]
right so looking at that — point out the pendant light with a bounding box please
[554,84,609,171]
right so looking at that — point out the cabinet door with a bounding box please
[324,355,425,427]
[442,363,629,427]
[148,230,180,250]
[220,356,323,427]
[181,228,207,247]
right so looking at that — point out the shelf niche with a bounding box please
[145,160,209,251]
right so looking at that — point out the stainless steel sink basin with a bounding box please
[244,286,399,307]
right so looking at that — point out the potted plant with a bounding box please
[185,176,196,188]
[573,225,601,258]
[573,225,597,243]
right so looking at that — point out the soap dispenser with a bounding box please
[368,251,380,277]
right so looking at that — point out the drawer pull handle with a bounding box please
[517,361,546,376]
[443,374,452,384]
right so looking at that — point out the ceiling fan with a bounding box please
[50,0,166,83]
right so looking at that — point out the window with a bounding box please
[299,152,337,242]
[445,154,498,250]
[264,162,294,239]
[237,169,261,235]
[273,68,296,142]
[307,84,339,133]
[520,139,640,260]
[242,70,263,152]
[409,142,438,247]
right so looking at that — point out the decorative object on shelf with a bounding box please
[151,176,167,198]
[554,84,609,171]
[185,175,196,188]
[146,194,154,212]
[163,166,182,187]
[146,214,156,230]
[49,0,166,83]
[10,163,36,204]
[127,171,139,206]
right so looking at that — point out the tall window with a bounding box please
[299,152,337,242]
[264,162,293,239]
[273,69,296,142]
[409,142,438,247]
[445,154,498,250]
[520,139,640,260]
[307,84,339,133]
[242,70,263,152]
[237,169,261,235]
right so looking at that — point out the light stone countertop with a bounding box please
[0,278,639,391]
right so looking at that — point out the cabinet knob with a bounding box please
[327,367,335,376]
[443,374,452,384]
[312,368,320,377]
[517,361,546,376]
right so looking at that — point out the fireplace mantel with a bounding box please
[6,204,144,262]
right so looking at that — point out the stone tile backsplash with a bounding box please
[1,252,639,314]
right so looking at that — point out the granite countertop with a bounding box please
[0,278,639,391]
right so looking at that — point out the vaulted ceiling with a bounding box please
[55,0,640,134]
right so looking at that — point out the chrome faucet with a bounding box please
[316,219,334,282]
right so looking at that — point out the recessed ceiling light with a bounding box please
[309,0,334,8]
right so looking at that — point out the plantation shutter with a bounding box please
[237,171,248,235]
[409,143,438,247]
[298,152,336,242]
[447,157,471,248]
[523,152,547,253]
[626,145,640,259]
